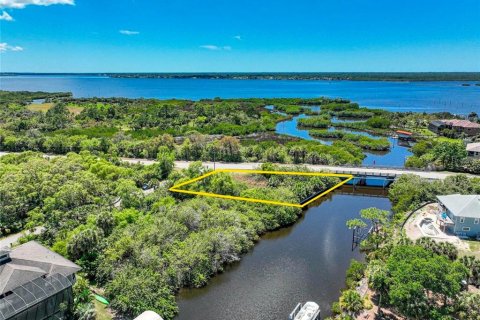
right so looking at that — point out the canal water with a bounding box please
[274,112,412,167]
[175,190,391,320]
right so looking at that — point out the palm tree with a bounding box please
[74,302,96,320]
[461,256,480,286]
[468,112,478,122]
[339,289,364,317]
[438,242,458,261]
[456,292,480,320]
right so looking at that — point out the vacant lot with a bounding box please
[27,103,84,115]
[27,102,55,112]
[463,240,480,259]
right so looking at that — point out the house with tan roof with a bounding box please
[429,119,480,136]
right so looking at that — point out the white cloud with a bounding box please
[233,35,242,40]
[0,0,73,21]
[200,45,232,51]
[0,42,23,52]
[0,0,74,9]
[119,30,139,35]
[0,10,13,20]
[200,45,220,50]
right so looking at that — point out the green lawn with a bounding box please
[27,103,84,115]
[463,240,480,259]
[27,103,55,112]
[414,128,436,138]
[94,300,113,320]
[435,136,460,143]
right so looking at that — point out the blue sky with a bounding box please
[1,0,479,72]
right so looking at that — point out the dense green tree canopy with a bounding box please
[0,151,345,319]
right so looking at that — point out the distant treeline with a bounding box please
[0,90,72,104]
[2,72,480,81]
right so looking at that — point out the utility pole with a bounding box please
[351,227,356,251]
[213,149,216,170]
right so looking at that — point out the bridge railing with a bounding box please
[318,163,433,172]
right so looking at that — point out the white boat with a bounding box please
[289,301,320,320]
[134,311,163,320]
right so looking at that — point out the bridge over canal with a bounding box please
[0,152,468,180]
[159,160,465,180]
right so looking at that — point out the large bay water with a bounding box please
[1,76,480,114]
[175,191,391,320]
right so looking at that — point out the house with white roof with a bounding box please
[437,194,480,238]
[466,143,480,158]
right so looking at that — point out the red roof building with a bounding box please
[396,130,413,136]
[442,119,480,129]
[396,130,414,140]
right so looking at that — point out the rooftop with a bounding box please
[430,120,445,126]
[0,241,80,295]
[0,241,80,320]
[441,119,480,129]
[437,194,480,219]
[466,143,480,153]
[396,130,413,136]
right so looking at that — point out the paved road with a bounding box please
[0,151,471,180]
[121,159,467,180]
[0,227,45,248]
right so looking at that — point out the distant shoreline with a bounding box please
[2,72,480,82]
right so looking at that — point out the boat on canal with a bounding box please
[289,301,320,320]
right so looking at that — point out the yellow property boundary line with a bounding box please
[169,169,354,208]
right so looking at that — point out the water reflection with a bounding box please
[175,191,391,320]
[273,110,412,167]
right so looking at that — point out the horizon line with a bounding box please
[2,71,480,74]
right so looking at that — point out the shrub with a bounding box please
[366,116,391,129]
[297,117,331,128]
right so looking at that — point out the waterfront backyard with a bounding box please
[403,203,478,256]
